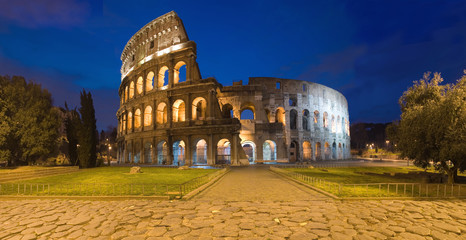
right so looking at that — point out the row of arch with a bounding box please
[237,104,350,135]
[119,138,232,165]
[121,61,187,104]
[119,138,348,165]
[120,97,207,132]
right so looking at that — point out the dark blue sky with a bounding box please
[1,0,465,131]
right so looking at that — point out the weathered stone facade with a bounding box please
[116,11,350,166]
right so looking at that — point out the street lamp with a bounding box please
[107,145,112,166]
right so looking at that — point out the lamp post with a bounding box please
[108,145,111,166]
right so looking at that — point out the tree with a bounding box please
[77,90,97,168]
[0,75,60,166]
[62,102,80,166]
[397,72,466,184]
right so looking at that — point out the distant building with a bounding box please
[116,11,351,166]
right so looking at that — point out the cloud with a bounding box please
[0,0,90,28]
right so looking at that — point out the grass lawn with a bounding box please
[1,167,220,196]
[283,167,466,197]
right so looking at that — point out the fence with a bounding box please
[270,167,466,198]
[0,167,227,198]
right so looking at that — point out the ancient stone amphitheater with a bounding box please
[116,11,350,166]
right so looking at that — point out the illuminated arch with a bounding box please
[192,97,207,120]
[136,76,143,94]
[324,142,331,160]
[303,141,312,161]
[156,102,167,124]
[331,115,336,133]
[172,99,186,122]
[263,140,276,161]
[125,86,128,101]
[129,82,134,99]
[144,106,152,126]
[315,142,322,160]
[174,61,187,84]
[134,109,141,128]
[127,111,133,130]
[241,140,256,163]
[323,112,328,128]
[275,107,285,124]
[158,66,169,88]
[173,140,185,166]
[193,139,207,165]
[314,110,319,124]
[146,71,154,91]
[217,139,231,164]
[157,141,168,165]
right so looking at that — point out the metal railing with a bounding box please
[270,167,466,198]
[0,168,227,198]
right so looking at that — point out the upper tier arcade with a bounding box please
[120,11,191,81]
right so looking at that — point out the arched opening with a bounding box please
[127,143,132,163]
[341,117,345,134]
[262,140,276,161]
[156,102,167,124]
[240,109,254,120]
[134,142,141,163]
[174,61,187,84]
[144,106,152,127]
[157,141,168,165]
[240,103,255,120]
[172,140,185,166]
[122,114,127,131]
[125,86,128,101]
[193,139,207,165]
[192,97,207,120]
[144,142,152,163]
[146,71,154,91]
[158,66,169,88]
[303,141,312,162]
[331,115,336,133]
[127,112,133,130]
[290,141,298,162]
[172,99,186,122]
[315,142,322,161]
[241,141,256,163]
[217,139,231,164]
[134,109,141,128]
[222,104,234,118]
[302,110,310,131]
[275,107,285,125]
[324,142,331,160]
[314,110,319,124]
[136,76,143,94]
[129,81,135,98]
[323,112,328,128]
[338,143,342,159]
[290,109,298,130]
[332,142,337,159]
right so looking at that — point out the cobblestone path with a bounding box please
[1,199,465,239]
[195,166,328,201]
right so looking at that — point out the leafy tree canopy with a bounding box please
[0,75,60,166]
[396,72,466,184]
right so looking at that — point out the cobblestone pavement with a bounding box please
[195,166,328,201]
[0,167,465,240]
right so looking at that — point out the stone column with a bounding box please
[185,136,192,166]
[207,134,215,165]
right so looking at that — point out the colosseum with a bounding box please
[116,11,351,166]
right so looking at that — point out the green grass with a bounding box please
[0,167,220,196]
[282,167,466,198]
